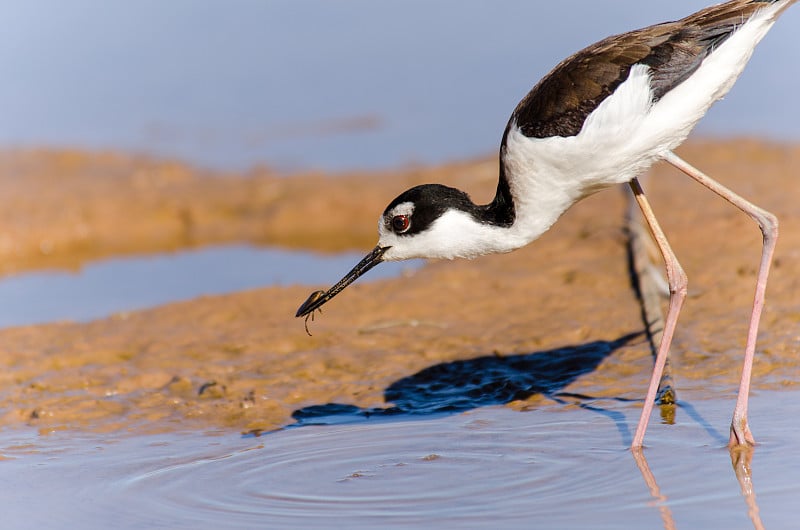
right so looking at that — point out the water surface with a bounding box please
[1,389,797,529]
[0,245,421,327]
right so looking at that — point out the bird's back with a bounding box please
[498,0,795,244]
[509,0,795,140]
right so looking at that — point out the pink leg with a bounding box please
[664,151,777,447]
[629,178,688,449]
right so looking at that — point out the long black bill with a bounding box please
[295,245,390,318]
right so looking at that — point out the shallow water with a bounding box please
[0,245,420,327]
[2,389,797,529]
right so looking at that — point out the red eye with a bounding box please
[391,214,410,233]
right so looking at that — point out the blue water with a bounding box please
[0,245,421,328]
[2,1,798,171]
[1,389,798,529]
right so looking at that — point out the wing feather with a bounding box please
[508,0,778,139]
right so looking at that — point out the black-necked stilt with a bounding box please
[296,0,796,449]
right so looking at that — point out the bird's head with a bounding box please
[295,183,480,319]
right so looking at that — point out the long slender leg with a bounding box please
[629,178,688,449]
[625,187,677,406]
[664,151,778,447]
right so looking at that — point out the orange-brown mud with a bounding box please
[0,140,797,435]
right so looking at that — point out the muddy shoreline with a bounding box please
[0,139,797,435]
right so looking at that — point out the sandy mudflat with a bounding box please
[0,140,797,435]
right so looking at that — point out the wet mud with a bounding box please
[0,139,797,436]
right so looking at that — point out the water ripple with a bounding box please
[3,392,799,529]
[112,410,641,528]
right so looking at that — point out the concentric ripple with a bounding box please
[113,409,643,528]
[2,392,799,529]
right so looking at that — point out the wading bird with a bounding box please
[296,0,796,449]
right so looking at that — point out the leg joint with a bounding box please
[754,209,779,241]
[670,274,688,298]
[666,265,688,298]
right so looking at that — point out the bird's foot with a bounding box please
[729,417,756,448]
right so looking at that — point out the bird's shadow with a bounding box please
[288,332,643,430]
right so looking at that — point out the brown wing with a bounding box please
[509,0,778,139]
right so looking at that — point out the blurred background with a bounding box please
[3,0,798,173]
[0,0,797,325]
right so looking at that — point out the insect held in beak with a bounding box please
[299,290,326,336]
[295,245,389,335]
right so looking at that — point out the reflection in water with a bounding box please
[632,448,677,530]
[1,391,797,528]
[631,426,766,530]
[731,447,765,530]
[290,322,776,530]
